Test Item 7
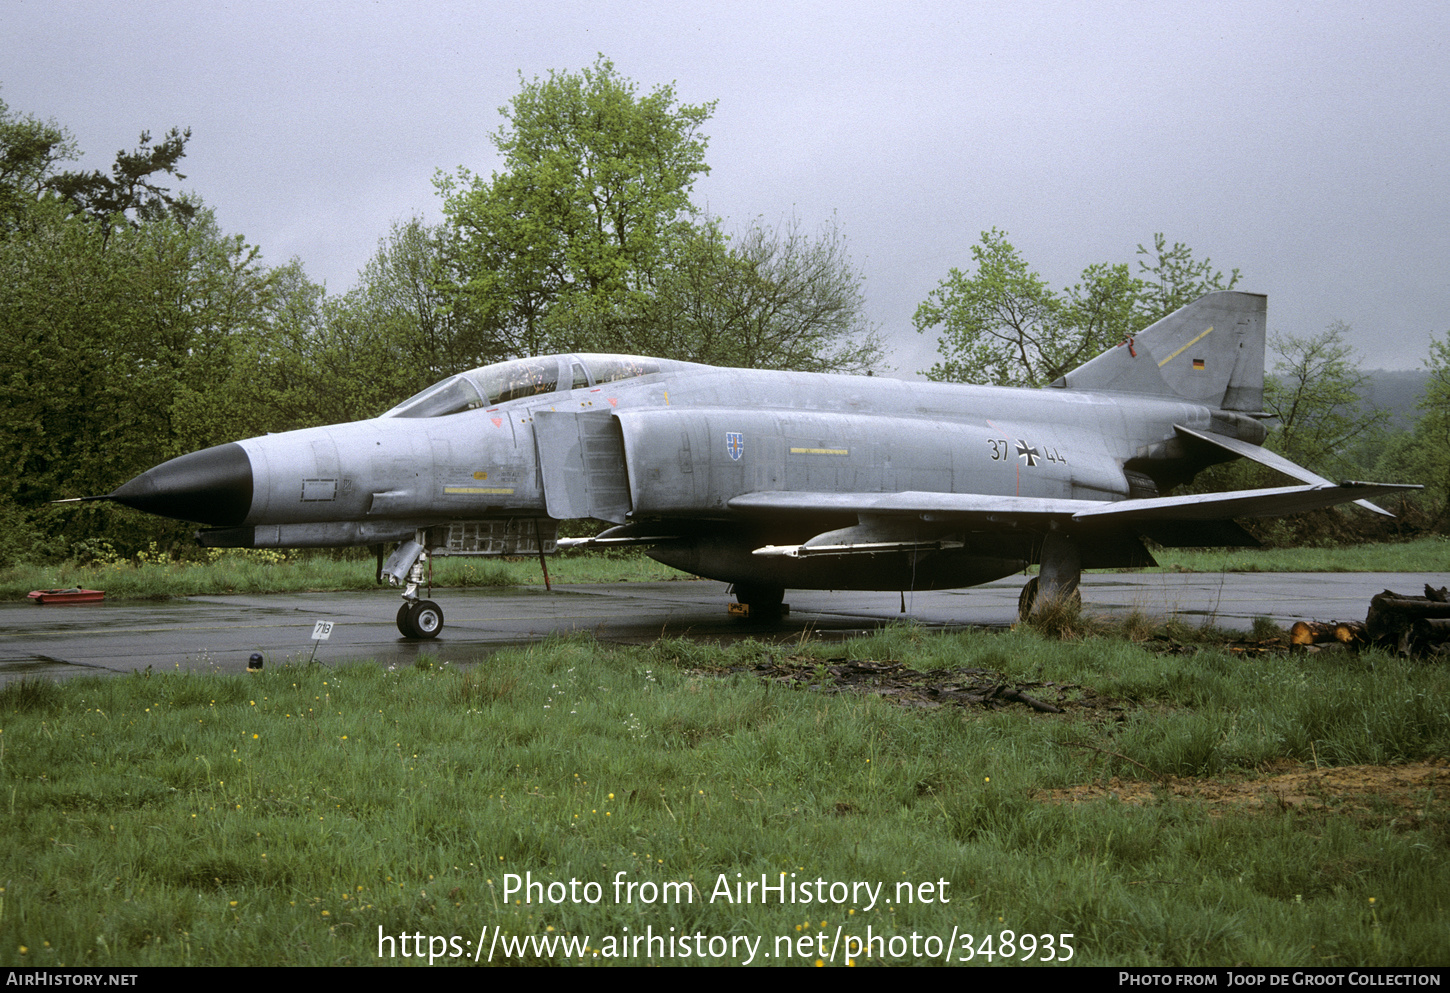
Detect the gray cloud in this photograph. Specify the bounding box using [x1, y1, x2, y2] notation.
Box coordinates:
[3, 0, 1445, 375]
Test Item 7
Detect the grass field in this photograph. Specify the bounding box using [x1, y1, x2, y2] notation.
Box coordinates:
[0, 548, 695, 601]
[1149, 537, 1449, 574]
[1, 622, 1445, 967]
[3, 537, 1445, 603]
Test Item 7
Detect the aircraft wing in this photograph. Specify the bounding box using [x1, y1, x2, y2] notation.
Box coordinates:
[727, 490, 1103, 520]
[728, 482, 1419, 559]
[729, 481, 1419, 529]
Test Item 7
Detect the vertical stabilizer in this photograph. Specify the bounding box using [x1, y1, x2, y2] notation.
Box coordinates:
[1049, 291, 1266, 411]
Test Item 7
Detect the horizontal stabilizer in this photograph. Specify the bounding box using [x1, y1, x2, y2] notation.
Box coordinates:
[1175, 424, 1396, 517]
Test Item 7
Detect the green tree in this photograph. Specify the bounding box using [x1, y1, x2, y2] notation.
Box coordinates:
[1425, 330, 1450, 507]
[437, 55, 716, 356]
[351, 217, 497, 382]
[47, 126, 195, 239]
[242, 221, 478, 431]
[0, 200, 285, 556]
[167, 254, 322, 447]
[608, 215, 883, 373]
[916, 230, 1240, 386]
[0, 93, 77, 228]
[1262, 321, 1388, 478]
[2, 93, 195, 242]
[0, 93, 302, 559]
[1133, 233, 1242, 326]
[1374, 330, 1450, 524]
[913, 229, 1064, 386]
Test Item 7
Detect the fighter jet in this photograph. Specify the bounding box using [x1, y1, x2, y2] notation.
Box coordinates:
[95, 291, 1416, 638]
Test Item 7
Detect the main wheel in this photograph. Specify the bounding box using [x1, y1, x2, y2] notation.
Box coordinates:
[733, 582, 786, 621]
[1016, 578, 1039, 621]
[407, 600, 444, 639]
[1017, 577, 1080, 621]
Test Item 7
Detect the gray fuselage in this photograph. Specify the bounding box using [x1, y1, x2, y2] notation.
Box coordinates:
[188, 360, 1228, 591]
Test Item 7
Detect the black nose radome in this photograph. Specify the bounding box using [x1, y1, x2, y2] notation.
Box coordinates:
[110, 443, 253, 526]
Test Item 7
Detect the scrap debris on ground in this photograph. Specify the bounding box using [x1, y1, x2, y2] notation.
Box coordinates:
[1290, 584, 1450, 659]
[1366, 585, 1450, 658]
[721, 657, 1126, 714]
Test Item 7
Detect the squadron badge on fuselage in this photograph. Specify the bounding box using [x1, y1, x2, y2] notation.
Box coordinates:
[726, 431, 744, 461]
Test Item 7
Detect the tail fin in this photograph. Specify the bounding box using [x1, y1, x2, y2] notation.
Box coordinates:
[1049, 291, 1266, 411]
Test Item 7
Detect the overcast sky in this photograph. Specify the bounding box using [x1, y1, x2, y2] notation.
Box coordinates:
[2, 0, 1446, 376]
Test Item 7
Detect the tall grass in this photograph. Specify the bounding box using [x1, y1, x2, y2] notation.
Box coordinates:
[0, 625, 1445, 966]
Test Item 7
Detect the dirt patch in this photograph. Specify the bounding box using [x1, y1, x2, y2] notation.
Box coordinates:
[726, 657, 1126, 715]
[716, 657, 1446, 822]
[1040, 759, 1449, 819]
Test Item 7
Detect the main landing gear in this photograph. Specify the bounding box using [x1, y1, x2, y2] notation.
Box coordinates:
[1018, 532, 1083, 622]
[1016, 576, 1082, 621]
[382, 536, 445, 640]
[729, 582, 788, 621]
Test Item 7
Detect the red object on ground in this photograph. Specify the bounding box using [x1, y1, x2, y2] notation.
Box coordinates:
[27, 588, 105, 603]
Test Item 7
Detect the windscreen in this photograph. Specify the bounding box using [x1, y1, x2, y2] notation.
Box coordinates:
[381, 375, 487, 419]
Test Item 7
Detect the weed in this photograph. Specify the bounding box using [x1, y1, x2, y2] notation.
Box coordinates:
[1252, 616, 1287, 641]
[0, 677, 63, 713]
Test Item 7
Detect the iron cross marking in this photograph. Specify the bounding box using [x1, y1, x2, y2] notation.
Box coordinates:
[1015, 439, 1040, 467]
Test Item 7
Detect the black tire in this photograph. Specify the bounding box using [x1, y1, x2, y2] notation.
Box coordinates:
[407, 600, 444, 640]
[733, 582, 785, 621]
[1017, 577, 1039, 622]
[397, 603, 415, 638]
[1018, 577, 1081, 621]
[734, 582, 785, 607]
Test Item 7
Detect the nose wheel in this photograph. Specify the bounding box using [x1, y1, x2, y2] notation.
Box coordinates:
[382, 535, 446, 639]
[397, 599, 444, 639]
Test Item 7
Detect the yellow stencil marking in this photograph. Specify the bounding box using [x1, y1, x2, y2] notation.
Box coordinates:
[1158, 326, 1214, 368]
[790, 447, 849, 456]
[444, 487, 515, 495]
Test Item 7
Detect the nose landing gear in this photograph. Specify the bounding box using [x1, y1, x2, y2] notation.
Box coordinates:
[382, 536, 445, 640]
[377, 520, 559, 639]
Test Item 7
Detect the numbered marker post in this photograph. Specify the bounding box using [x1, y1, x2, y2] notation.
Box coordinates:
[307, 620, 334, 664]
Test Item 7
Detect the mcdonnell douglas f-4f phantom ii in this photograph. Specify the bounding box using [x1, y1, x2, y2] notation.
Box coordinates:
[94, 291, 1417, 638]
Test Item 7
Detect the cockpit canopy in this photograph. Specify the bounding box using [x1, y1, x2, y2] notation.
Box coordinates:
[381, 353, 699, 419]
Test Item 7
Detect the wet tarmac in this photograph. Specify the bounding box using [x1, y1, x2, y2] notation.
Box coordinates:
[3, 571, 1447, 683]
